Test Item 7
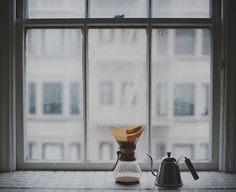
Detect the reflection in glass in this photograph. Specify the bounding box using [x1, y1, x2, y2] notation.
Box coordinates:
[88, 28, 147, 161]
[151, 29, 211, 160]
[25, 29, 84, 161]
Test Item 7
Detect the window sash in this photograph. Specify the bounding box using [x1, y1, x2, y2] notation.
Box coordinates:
[16, 0, 221, 170]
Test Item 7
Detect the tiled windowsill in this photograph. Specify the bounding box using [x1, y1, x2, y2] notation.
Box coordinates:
[0, 171, 236, 191]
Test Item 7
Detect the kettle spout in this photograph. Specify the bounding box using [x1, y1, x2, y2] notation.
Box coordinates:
[147, 154, 157, 177]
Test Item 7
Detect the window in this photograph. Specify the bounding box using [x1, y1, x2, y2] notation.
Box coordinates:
[28, 82, 36, 114]
[202, 30, 210, 55]
[27, 143, 37, 160]
[175, 29, 195, 55]
[173, 144, 195, 159]
[70, 143, 81, 161]
[156, 143, 166, 160]
[99, 142, 114, 161]
[15, 0, 220, 170]
[121, 82, 136, 105]
[99, 82, 114, 105]
[43, 143, 64, 160]
[43, 83, 62, 114]
[201, 84, 210, 116]
[174, 84, 194, 116]
[156, 83, 168, 116]
[70, 83, 80, 115]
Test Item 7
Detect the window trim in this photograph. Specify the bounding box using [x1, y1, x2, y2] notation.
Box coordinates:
[14, 0, 221, 171]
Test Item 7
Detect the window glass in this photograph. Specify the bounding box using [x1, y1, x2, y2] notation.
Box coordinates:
[89, 0, 147, 18]
[151, 28, 210, 161]
[88, 28, 148, 161]
[27, 143, 37, 160]
[99, 142, 114, 161]
[152, 0, 210, 18]
[43, 83, 62, 114]
[70, 83, 80, 115]
[173, 144, 195, 159]
[27, 0, 85, 18]
[28, 82, 36, 114]
[174, 84, 194, 116]
[156, 143, 166, 160]
[25, 29, 84, 161]
[156, 83, 168, 116]
[43, 143, 63, 160]
[70, 143, 81, 160]
[100, 82, 114, 105]
[201, 84, 210, 116]
[175, 29, 195, 55]
[121, 82, 136, 105]
[203, 30, 210, 55]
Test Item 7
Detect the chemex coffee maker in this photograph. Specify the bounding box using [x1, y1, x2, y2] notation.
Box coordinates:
[147, 152, 199, 188]
[111, 125, 144, 185]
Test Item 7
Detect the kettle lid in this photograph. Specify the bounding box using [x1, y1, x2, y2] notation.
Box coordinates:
[162, 152, 177, 163]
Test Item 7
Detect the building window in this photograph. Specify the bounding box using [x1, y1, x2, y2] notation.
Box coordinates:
[121, 82, 136, 105]
[43, 143, 64, 160]
[100, 82, 113, 105]
[175, 29, 195, 55]
[156, 83, 168, 116]
[70, 143, 81, 160]
[27, 143, 37, 160]
[173, 144, 195, 159]
[199, 143, 209, 160]
[43, 29, 63, 55]
[99, 142, 113, 161]
[28, 82, 36, 114]
[201, 84, 210, 116]
[156, 143, 166, 160]
[70, 83, 80, 115]
[202, 30, 210, 55]
[43, 83, 62, 114]
[174, 84, 194, 116]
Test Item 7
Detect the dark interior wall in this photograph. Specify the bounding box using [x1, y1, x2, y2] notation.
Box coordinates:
[221, 0, 236, 172]
[0, 0, 15, 171]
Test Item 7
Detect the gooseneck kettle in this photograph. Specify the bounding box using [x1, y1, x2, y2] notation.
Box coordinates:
[147, 152, 199, 188]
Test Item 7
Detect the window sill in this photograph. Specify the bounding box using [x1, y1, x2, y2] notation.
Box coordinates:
[0, 171, 235, 191]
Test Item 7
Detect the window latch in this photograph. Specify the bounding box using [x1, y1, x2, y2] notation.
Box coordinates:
[114, 14, 124, 18]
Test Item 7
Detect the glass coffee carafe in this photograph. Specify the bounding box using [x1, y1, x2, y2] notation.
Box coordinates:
[111, 125, 144, 185]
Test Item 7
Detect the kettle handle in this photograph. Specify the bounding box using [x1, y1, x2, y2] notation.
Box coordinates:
[184, 157, 199, 180]
[147, 154, 157, 177]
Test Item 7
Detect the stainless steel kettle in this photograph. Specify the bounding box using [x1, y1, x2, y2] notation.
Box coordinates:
[147, 152, 199, 188]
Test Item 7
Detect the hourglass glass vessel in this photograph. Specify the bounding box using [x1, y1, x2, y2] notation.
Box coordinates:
[111, 125, 144, 185]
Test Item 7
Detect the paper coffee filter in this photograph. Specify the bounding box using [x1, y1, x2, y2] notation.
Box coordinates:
[111, 125, 144, 143]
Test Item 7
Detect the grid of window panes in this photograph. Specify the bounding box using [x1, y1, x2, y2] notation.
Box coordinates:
[25, 0, 211, 163]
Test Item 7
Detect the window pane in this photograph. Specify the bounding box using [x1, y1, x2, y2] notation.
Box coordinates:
[70, 143, 81, 160]
[28, 82, 36, 114]
[151, 29, 211, 160]
[175, 29, 195, 55]
[89, 0, 147, 18]
[152, 0, 210, 18]
[88, 29, 148, 161]
[27, 0, 85, 18]
[70, 83, 80, 114]
[174, 84, 194, 116]
[43, 143, 63, 160]
[25, 29, 84, 161]
[43, 83, 62, 114]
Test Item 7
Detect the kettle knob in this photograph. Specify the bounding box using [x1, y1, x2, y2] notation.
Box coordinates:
[167, 152, 171, 157]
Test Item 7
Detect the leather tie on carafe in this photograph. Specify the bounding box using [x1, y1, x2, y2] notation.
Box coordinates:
[112, 143, 136, 171]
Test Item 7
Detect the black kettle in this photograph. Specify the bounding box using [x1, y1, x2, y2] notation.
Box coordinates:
[147, 152, 199, 188]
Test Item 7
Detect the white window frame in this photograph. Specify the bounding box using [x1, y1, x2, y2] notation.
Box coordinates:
[10, 0, 222, 171]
